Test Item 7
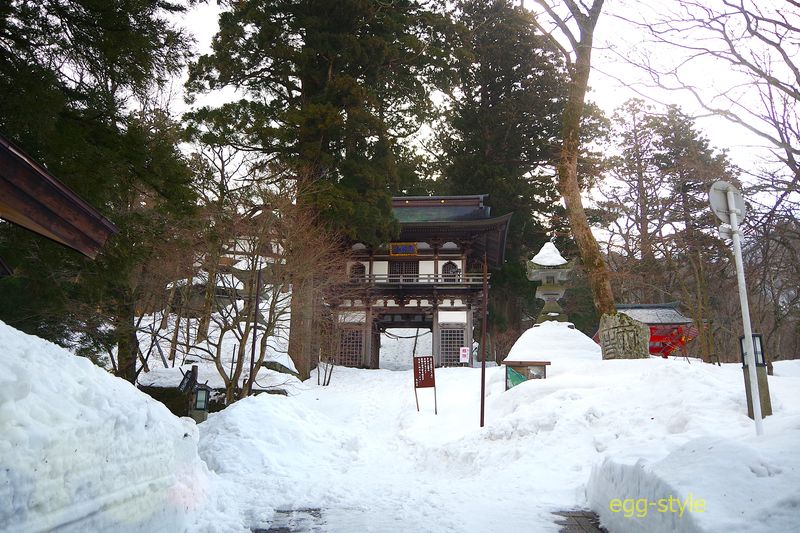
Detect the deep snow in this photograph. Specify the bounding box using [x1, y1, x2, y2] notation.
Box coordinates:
[0, 321, 209, 532]
[3, 320, 799, 532]
[194, 322, 800, 532]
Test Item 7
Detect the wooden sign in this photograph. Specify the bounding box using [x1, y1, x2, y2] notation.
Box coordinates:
[459, 346, 470, 364]
[414, 355, 435, 388]
[390, 242, 417, 256]
[413, 355, 437, 414]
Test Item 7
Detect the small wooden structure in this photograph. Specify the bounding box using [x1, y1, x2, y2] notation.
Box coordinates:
[0, 134, 118, 261]
[616, 303, 697, 358]
[503, 359, 551, 390]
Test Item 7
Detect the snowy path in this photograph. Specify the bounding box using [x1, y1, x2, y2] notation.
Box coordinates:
[191, 326, 800, 533]
[195, 366, 589, 532]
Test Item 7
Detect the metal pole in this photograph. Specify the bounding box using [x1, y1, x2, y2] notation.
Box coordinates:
[727, 189, 763, 436]
[480, 253, 488, 428]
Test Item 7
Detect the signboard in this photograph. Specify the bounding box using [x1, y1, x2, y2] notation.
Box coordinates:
[413, 355, 437, 414]
[709, 180, 746, 224]
[390, 242, 418, 256]
[459, 346, 470, 364]
[414, 355, 435, 388]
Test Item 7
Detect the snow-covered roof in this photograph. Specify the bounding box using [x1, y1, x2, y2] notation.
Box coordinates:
[530, 242, 567, 266]
[618, 304, 693, 325]
[504, 321, 600, 363]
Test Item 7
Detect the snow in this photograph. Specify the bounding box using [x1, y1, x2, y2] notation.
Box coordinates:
[135, 296, 300, 393]
[0, 320, 209, 532]
[617, 305, 693, 325]
[4, 318, 799, 533]
[530, 241, 568, 266]
[503, 320, 600, 363]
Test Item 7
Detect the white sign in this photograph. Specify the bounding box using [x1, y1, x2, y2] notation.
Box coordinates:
[459, 346, 470, 363]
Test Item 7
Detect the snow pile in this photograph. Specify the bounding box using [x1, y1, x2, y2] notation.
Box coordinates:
[192, 323, 800, 532]
[530, 241, 567, 266]
[587, 427, 800, 533]
[504, 320, 600, 362]
[0, 321, 209, 533]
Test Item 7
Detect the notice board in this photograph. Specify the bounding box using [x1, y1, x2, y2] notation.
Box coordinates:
[413, 355, 435, 388]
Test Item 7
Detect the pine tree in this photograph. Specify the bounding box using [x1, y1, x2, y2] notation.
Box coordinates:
[187, 0, 451, 377]
[187, 0, 450, 244]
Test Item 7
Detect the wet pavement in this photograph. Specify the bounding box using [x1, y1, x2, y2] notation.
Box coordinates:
[253, 507, 609, 533]
[552, 509, 608, 533]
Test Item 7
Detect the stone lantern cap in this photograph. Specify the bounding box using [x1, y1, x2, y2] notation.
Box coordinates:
[530, 242, 567, 267]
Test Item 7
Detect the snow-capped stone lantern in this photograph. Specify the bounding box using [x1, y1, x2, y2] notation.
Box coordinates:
[527, 240, 573, 323]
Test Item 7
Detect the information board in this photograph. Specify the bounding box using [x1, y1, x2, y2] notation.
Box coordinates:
[413, 355, 435, 388]
[413, 355, 437, 414]
[459, 346, 470, 364]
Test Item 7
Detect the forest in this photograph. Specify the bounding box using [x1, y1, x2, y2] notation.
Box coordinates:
[0, 0, 797, 389]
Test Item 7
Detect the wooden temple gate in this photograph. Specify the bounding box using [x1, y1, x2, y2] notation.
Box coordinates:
[329, 195, 511, 368]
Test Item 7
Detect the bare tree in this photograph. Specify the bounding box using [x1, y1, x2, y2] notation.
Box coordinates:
[188, 183, 349, 403]
[611, 0, 800, 220]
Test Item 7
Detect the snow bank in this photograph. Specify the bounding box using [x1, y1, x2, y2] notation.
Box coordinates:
[587, 426, 800, 533]
[0, 321, 209, 532]
[504, 321, 600, 362]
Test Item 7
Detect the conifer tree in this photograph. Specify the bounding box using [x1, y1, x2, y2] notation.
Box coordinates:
[434, 0, 568, 346]
[187, 0, 451, 377]
[0, 0, 195, 381]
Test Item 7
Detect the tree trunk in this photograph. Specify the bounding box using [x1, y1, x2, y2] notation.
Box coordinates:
[289, 279, 315, 380]
[196, 250, 220, 342]
[556, 6, 615, 316]
[116, 298, 138, 383]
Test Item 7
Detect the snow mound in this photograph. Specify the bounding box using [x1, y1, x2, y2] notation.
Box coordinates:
[587, 428, 800, 533]
[0, 321, 209, 532]
[530, 241, 567, 266]
[504, 321, 600, 362]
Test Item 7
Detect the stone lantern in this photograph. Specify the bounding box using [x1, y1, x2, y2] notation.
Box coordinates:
[527, 240, 573, 323]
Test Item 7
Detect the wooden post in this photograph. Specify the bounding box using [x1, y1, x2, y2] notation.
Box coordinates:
[480, 253, 488, 428]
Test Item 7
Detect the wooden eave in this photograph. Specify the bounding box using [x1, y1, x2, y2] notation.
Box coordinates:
[397, 212, 513, 269]
[0, 135, 118, 259]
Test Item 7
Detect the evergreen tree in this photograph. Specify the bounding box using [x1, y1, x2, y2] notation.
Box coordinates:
[186, 0, 451, 245]
[599, 102, 737, 362]
[434, 0, 567, 344]
[0, 1, 195, 381]
[187, 0, 451, 377]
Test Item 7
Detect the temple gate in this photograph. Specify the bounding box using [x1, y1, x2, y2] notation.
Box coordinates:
[331, 195, 511, 368]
